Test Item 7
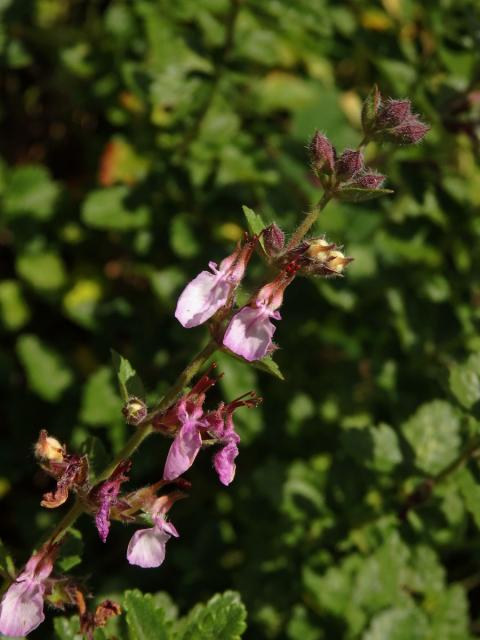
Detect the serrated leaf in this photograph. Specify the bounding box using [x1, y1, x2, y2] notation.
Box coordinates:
[449, 353, 480, 409]
[16, 334, 73, 402]
[4, 165, 60, 220]
[336, 187, 393, 203]
[57, 528, 83, 572]
[111, 349, 145, 402]
[242, 205, 266, 250]
[361, 84, 381, 134]
[124, 589, 170, 640]
[82, 186, 150, 230]
[402, 400, 461, 475]
[177, 591, 247, 640]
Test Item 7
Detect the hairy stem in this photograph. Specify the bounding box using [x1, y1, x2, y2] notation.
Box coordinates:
[286, 191, 332, 251]
[43, 339, 218, 547]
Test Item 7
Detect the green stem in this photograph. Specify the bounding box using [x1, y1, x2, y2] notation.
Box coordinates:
[286, 191, 332, 251]
[42, 339, 218, 547]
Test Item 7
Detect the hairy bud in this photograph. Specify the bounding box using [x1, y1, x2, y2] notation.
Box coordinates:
[335, 149, 364, 181]
[263, 223, 285, 256]
[122, 397, 148, 426]
[385, 119, 430, 144]
[352, 172, 385, 189]
[377, 99, 411, 127]
[309, 131, 335, 175]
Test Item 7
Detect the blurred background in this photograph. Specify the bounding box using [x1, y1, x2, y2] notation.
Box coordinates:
[1, 0, 480, 637]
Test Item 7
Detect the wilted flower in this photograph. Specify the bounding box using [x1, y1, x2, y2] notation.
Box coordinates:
[127, 493, 183, 568]
[175, 236, 256, 328]
[38, 434, 89, 509]
[89, 460, 131, 542]
[223, 271, 295, 361]
[0, 546, 56, 638]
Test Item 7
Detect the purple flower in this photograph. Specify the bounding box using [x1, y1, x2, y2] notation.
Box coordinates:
[90, 460, 131, 543]
[163, 398, 205, 481]
[223, 272, 294, 362]
[127, 515, 179, 569]
[175, 237, 256, 328]
[127, 492, 183, 569]
[0, 547, 54, 638]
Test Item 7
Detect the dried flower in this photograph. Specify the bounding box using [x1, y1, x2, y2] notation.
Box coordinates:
[89, 460, 131, 542]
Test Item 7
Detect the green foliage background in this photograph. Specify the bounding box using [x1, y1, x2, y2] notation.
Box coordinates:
[1, 0, 480, 637]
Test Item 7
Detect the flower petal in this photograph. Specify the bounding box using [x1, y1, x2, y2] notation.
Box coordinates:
[175, 270, 231, 328]
[0, 579, 45, 637]
[223, 306, 276, 361]
[126, 526, 171, 569]
[163, 420, 202, 481]
[213, 440, 239, 486]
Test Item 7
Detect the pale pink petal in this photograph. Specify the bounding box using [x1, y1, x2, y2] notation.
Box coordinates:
[0, 578, 45, 637]
[223, 306, 277, 361]
[126, 526, 171, 568]
[175, 270, 231, 328]
[163, 421, 202, 481]
[157, 517, 179, 538]
[213, 440, 239, 486]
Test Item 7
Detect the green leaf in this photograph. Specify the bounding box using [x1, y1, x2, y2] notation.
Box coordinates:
[177, 591, 247, 640]
[449, 353, 480, 409]
[363, 606, 429, 640]
[242, 205, 266, 250]
[0, 280, 30, 331]
[124, 589, 170, 640]
[16, 334, 73, 402]
[336, 187, 393, 203]
[361, 84, 381, 134]
[82, 186, 150, 230]
[54, 615, 83, 640]
[402, 400, 461, 475]
[457, 468, 480, 530]
[111, 349, 145, 402]
[57, 528, 83, 572]
[81, 367, 121, 426]
[170, 213, 201, 258]
[251, 355, 285, 381]
[4, 165, 60, 220]
[0, 538, 15, 578]
[16, 251, 67, 292]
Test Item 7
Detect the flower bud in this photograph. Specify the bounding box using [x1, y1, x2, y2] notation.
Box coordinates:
[309, 131, 335, 175]
[307, 238, 336, 261]
[335, 149, 364, 181]
[35, 430, 64, 463]
[326, 250, 352, 274]
[377, 99, 411, 127]
[386, 119, 430, 144]
[352, 172, 385, 189]
[122, 397, 148, 426]
[263, 223, 285, 256]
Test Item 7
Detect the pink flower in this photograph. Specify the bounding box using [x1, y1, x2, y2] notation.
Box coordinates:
[0, 547, 55, 637]
[127, 515, 179, 569]
[127, 492, 182, 568]
[223, 272, 295, 361]
[175, 237, 256, 328]
[162, 398, 205, 481]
